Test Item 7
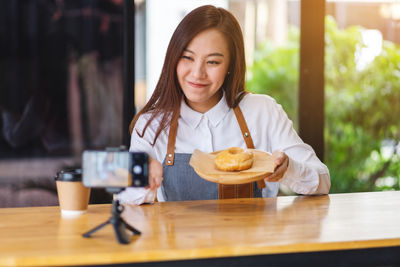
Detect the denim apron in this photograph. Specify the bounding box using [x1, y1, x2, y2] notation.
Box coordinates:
[161, 106, 265, 201]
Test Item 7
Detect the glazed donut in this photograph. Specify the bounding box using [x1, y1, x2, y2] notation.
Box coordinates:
[214, 147, 254, 171]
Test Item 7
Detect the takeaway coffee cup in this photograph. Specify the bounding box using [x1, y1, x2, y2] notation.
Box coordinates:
[55, 168, 91, 216]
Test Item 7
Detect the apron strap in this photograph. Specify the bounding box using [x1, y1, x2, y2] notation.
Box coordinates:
[233, 106, 255, 148]
[165, 109, 180, 166]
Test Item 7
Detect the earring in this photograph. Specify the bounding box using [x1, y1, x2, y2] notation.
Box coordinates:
[227, 71, 230, 75]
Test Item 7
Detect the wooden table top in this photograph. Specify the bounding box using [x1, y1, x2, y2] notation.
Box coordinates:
[1, 191, 400, 266]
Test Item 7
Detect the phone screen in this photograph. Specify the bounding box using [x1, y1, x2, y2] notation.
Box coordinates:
[82, 151, 148, 188]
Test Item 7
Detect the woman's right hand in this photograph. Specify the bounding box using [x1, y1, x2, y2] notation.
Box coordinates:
[147, 157, 163, 190]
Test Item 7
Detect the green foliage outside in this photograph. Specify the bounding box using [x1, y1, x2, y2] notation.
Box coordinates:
[246, 16, 400, 193]
[246, 27, 299, 128]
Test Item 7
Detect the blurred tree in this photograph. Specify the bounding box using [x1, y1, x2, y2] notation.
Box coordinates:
[246, 16, 400, 193]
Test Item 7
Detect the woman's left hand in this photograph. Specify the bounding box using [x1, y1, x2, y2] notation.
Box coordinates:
[264, 150, 289, 182]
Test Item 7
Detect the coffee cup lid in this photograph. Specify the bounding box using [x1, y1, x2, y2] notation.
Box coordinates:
[55, 168, 82, 182]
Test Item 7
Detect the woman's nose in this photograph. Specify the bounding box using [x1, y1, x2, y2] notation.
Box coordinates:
[191, 62, 206, 79]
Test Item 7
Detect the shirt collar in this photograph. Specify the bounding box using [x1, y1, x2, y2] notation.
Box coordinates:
[180, 91, 230, 129]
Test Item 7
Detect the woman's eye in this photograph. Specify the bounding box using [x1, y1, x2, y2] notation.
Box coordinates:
[208, 60, 220, 65]
[182, 55, 193, 61]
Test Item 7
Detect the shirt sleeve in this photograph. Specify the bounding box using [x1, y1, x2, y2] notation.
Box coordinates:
[129, 115, 158, 159]
[267, 99, 331, 195]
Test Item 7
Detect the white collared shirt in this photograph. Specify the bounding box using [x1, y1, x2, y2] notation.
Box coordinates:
[119, 93, 330, 204]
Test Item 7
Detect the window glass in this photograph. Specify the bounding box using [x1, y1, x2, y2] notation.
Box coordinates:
[0, 1, 124, 160]
[325, 0, 400, 193]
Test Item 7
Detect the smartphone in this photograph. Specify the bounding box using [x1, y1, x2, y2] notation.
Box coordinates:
[82, 150, 148, 188]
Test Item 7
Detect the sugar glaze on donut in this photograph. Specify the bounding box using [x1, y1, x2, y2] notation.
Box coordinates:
[214, 147, 254, 171]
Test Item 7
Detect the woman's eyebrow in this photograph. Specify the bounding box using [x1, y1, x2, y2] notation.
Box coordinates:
[183, 49, 195, 54]
[208, 52, 224, 57]
[184, 49, 224, 57]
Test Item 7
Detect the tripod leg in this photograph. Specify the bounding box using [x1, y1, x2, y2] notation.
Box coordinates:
[82, 219, 111, 238]
[122, 218, 141, 235]
[110, 216, 141, 244]
[112, 219, 131, 244]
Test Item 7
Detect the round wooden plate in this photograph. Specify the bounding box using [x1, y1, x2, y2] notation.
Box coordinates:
[189, 149, 275, 185]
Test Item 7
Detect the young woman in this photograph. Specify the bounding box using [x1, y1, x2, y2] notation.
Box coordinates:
[119, 5, 330, 204]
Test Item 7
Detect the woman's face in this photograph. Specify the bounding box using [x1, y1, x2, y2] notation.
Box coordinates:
[177, 28, 230, 113]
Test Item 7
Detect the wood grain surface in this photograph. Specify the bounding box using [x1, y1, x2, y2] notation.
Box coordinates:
[1, 191, 400, 266]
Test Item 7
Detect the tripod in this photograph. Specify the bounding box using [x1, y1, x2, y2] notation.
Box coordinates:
[82, 193, 141, 244]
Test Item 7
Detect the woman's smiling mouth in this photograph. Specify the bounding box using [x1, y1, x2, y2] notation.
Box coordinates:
[188, 81, 208, 88]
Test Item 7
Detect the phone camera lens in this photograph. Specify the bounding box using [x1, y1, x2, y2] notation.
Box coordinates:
[133, 165, 142, 175]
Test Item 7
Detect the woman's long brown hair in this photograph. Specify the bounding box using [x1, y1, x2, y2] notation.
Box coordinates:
[129, 5, 247, 145]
